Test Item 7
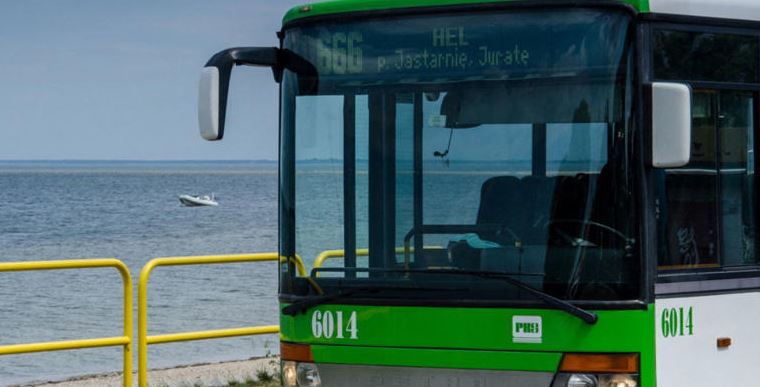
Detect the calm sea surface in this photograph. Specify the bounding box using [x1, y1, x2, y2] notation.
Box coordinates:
[0, 161, 281, 385]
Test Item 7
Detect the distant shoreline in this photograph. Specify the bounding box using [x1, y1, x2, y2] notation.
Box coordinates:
[0, 160, 278, 164]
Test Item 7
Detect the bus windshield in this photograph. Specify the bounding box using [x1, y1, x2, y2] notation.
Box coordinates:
[280, 7, 639, 304]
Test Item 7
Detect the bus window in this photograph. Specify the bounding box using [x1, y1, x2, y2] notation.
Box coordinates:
[546, 123, 608, 176]
[653, 27, 759, 271]
[657, 91, 757, 270]
[719, 92, 756, 267]
[355, 95, 370, 271]
[395, 94, 415, 263]
[421, 93, 534, 263]
[281, 7, 638, 301]
[658, 92, 719, 269]
[653, 29, 759, 84]
[294, 95, 345, 269]
[422, 94, 533, 226]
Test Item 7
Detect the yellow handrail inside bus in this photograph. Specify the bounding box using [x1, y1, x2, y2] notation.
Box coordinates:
[0, 259, 133, 387]
[313, 246, 443, 277]
[313, 248, 370, 271]
[281, 254, 307, 277]
[137, 252, 300, 387]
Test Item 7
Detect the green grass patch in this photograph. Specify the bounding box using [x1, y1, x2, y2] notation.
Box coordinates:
[226, 380, 280, 387]
[225, 371, 280, 387]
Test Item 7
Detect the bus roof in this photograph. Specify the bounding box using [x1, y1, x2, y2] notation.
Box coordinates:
[283, 0, 760, 25]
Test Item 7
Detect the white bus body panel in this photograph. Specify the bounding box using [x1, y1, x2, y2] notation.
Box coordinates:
[650, 0, 760, 22]
[655, 292, 760, 386]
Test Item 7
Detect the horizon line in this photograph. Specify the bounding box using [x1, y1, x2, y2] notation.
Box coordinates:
[0, 159, 279, 163]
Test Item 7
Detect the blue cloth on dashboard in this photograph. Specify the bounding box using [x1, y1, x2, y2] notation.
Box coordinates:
[450, 233, 502, 249]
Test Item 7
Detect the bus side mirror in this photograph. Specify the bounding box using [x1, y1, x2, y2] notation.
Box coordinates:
[198, 47, 318, 141]
[650, 82, 692, 168]
[198, 47, 280, 141]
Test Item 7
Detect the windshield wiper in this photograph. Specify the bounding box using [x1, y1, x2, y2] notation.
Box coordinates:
[306, 267, 598, 324]
[283, 286, 378, 316]
[420, 268, 598, 325]
[282, 284, 458, 316]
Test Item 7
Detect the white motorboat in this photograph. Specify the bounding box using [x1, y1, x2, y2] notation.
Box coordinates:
[179, 193, 218, 207]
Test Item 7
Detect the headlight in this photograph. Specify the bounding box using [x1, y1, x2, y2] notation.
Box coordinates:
[553, 374, 638, 387]
[282, 361, 297, 387]
[568, 374, 598, 387]
[297, 362, 322, 387]
[598, 374, 638, 387]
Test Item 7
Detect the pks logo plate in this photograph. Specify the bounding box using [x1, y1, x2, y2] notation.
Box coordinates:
[512, 315, 542, 344]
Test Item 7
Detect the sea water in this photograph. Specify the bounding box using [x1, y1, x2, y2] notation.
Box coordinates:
[0, 161, 282, 385]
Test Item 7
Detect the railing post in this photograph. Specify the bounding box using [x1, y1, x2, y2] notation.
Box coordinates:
[137, 260, 154, 387]
[116, 262, 134, 387]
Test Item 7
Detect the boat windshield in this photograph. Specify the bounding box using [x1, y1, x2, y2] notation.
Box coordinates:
[279, 7, 639, 303]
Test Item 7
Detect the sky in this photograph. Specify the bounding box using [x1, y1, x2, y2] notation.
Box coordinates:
[0, 1, 304, 160]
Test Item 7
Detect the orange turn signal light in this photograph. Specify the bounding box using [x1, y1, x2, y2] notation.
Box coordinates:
[281, 341, 314, 362]
[559, 353, 639, 373]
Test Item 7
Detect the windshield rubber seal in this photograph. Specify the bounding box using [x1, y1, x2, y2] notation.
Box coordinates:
[280, 0, 637, 32]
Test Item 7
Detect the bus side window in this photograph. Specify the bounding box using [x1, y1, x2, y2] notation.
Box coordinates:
[719, 92, 756, 266]
[658, 92, 719, 269]
[653, 28, 758, 271]
[655, 91, 757, 270]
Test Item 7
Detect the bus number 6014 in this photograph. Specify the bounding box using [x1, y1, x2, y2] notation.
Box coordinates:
[661, 306, 694, 338]
[311, 310, 359, 340]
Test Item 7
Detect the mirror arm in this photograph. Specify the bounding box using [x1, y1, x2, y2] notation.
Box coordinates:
[279, 49, 319, 94]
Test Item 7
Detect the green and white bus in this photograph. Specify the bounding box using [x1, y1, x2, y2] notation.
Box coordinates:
[198, 0, 760, 386]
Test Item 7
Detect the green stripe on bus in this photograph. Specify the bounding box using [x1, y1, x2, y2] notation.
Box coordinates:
[283, 0, 650, 25]
[281, 305, 653, 351]
[621, 0, 650, 11]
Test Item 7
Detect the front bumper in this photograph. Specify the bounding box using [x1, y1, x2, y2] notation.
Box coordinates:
[314, 363, 554, 387]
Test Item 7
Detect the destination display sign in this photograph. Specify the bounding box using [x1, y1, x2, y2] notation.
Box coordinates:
[284, 10, 630, 87]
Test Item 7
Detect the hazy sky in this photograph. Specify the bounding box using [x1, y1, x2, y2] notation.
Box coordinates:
[0, 1, 304, 160]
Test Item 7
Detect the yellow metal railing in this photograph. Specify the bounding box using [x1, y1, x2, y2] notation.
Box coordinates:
[137, 253, 306, 387]
[0, 259, 133, 387]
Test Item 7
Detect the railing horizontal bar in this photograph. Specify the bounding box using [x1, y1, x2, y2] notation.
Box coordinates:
[0, 336, 130, 355]
[148, 254, 280, 266]
[0, 258, 126, 272]
[146, 325, 279, 345]
[142, 254, 306, 278]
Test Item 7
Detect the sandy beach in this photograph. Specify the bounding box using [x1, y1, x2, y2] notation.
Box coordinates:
[12, 357, 279, 387]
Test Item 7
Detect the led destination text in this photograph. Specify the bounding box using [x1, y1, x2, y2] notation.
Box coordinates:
[314, 27, 531, 75]
[381, 27, 530, 72]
